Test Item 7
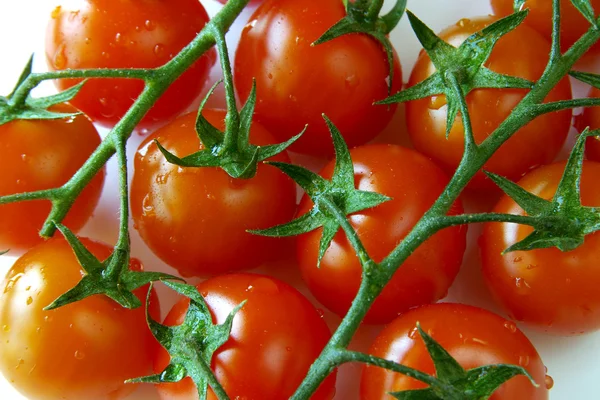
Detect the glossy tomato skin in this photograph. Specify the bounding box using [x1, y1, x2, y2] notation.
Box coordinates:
[406, 16, 572, 188]
[130, 110, 297, 277]
[46, 0, 215, 128]
[154, 273, 336, 400]
[0, 237, 159, 400]
[297, 144, 467, 324]
[360, 303, 548, 400]
[491, 0, 600, 54]
[577, 87, 600, 162]
[481, 161, 600, 335]
[234, 0, 402, 156]
[0, 104, 104, 252]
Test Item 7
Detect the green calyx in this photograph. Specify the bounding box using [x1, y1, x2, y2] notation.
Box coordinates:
[487, 129, 600, 253]
[568, 0, 599, 27]
[252, 114, 390, 267]
[379, 10, 533, 138]
[44, 224, 180, 310]
[155, 80, 302, 180]
[128, 281, 244, 400]
[314, 0, 407, 93]
[0, 56, 85, 126]
[390, 324, 537, 399]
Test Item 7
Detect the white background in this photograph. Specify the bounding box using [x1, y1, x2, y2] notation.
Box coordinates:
[0, 0, 599, 399]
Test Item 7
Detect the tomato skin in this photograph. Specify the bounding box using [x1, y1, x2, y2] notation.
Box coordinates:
[491, 0, 600, 54]
[481, 161, 600, 335]
[406, 16, 572, 188]
[577, 87, 600, 162]
[130, 110, 297, 277]
[154, 273, 336, 400]
[234, 0, 402, 156]
[297, 144, 467, 324]
[0, 237, 159, 400]
[45, 0, 215, 128]
[0, 104, 104, 252]
[360, 303, 548, 400]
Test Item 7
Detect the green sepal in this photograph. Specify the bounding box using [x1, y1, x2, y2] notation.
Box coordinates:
[313, 0, 407, 93]
[44, 223, 181, 310]
[251, 115, 390, 267]
[487, 129, 600, 254]
[513, 0, 527, 11]
[0, 56, 85, 126]
[571, 0, 598, 26]
[0, 250, 8, 256]
[380, 10, 531, 138]
[155, 80, 301, 180]
[389, 324, 536, 399]
[570, 70, 600, 88]
[128, 281, 244, 399]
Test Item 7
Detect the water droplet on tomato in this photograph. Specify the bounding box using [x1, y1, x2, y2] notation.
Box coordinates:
[74, 350, 86, 360]
[155, 174, 169, 185]
[85, 37, 91, 45]
[316, 308, 325, 318]
[245, 285, 254, 292]
[519, 355, 530, 367]
[51, 6, 62, 19]
[515, 277, 531, 290]
[457, 18, 471, 28]
[2, 325, 9, 333]
[267, 73, 273, 80]
[115, 33, 122, 44]
[15, 359, 24, 370]
[154, 44, 166, 57]
[545, 374, 554, 390]
[54, 44, 68, 69]
[286, 346, 292, 352]
[513, 256, 523, 263]
[26, 297, 33, 305]
[145, 20, 156, 31]
[98, 98, 116, 118]
[408, 327, 418, 339]
[503, 321, 517, 333]
[428, 95, 447, 110]
[345, 74, 359, 89]
[249, 277, 279, 295]
[142, 194, 155, 217]
[526, 264, 537, 270]
[68, 10, 80, 22]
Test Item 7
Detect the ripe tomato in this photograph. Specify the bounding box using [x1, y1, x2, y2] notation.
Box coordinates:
[154, 273, 336, 400]
[360, 303, 549, 400]
[45, 0, 215, 128]
[0, 104, 104, 252]
[491, 0, 600, 54]
[130, 109, 297, 277]
[406, 16, 572, 188]
[0, 237, 159, 400]
[481, 161, 600, 335]
[577, 87, 600, 162]
[234, 0, 402, 156]
[297, 144, 467, 324]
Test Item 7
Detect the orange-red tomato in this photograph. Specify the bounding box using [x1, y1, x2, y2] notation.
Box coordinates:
[491, 0, 600, 54]
[481, 161, 600, 335]
[406, 16, 572, 188]
[154, 273, 336, 400]
[360, 303, 549, 400]
[0, 237, 159, 400]
[297, 144, 467, 324]
[130, 110, 297, 277]
[0, 104, 104, 252]
[577, 87, 600, 162]
[234, 0, 402, 156]
[45, 0, 215, 128]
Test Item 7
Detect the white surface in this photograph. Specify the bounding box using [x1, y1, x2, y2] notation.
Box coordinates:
[0, 0, 598, 399]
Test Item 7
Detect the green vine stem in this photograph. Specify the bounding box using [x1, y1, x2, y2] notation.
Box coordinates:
[0, 0, 251, 238]
[291, 1, 600, 397]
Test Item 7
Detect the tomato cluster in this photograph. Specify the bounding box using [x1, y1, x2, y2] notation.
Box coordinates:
[1, 0, 600, 399]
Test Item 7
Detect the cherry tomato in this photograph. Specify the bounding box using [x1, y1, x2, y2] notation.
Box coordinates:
[491, 0, 600, 54]
[0, 104, 104, 252]
[154, 273, 336, 400]
[481, 161, 600, 335]
[360, 303, 549, 400]
[130, 109, 297, 277]
[234, 0, 402, 156]
[297, 144, 467, 324]
[406, 16, 572, 188]
[46, 0, 215, 128]
[0, 237, 159, 400]
[576, 87, 600, 162]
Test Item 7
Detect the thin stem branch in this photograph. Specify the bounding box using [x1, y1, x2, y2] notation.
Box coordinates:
[439, 213, 537, 228]
[448, 73, 477, 153]
[196, 358, 230, 400]
[550, 0, 562, 62]
[0, 188, 58, 204]
[366, 0, 385, 21]
[534, 97, 600, 114]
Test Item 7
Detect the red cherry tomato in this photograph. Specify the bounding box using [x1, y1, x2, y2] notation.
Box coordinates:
[0, 104, 104, 252]
[234, 0, 402, 156]
[406, 16, 572, 188]
[577, 87, 600, 162]
[481, 161, 600, 335]
[45, 0, 215, 128]
[360, 303, 549, 400]
[0, 237, 159, 400]
[130, 110, 297, 277]
[491, 0, 600, 54]
[297, 144, 467, 324]
[154, 273, 336, 400]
